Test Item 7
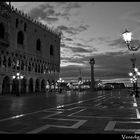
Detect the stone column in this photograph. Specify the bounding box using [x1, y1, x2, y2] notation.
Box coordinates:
[10, 82, 12, 93]
[26, 80, 29, 93]
[33, 81, 36, 93]
[89, 58, 95, 91]
[0, 83, 2, 95]
[19, 79, 21, 93]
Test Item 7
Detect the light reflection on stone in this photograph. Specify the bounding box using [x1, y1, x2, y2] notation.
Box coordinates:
[11, 98, 24, 112]
[56, 94, 65, 105]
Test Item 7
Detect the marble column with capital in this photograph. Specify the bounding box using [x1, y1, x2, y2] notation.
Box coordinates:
[89, 58, 95, 91]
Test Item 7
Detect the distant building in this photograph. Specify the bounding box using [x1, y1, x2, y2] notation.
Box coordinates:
[0, 2, 61, 95]
[105, 83, 125, 89]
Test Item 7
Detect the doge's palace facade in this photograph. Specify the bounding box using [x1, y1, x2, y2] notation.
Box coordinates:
[0, 2, 61, 95]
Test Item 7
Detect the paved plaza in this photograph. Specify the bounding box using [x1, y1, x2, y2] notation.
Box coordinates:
[0, 89, 140, 134]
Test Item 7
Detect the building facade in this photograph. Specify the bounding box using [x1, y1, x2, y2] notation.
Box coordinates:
[0, 2, 61, 95]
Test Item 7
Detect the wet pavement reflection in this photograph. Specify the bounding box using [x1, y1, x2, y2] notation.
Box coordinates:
[0, 89, 139, 134]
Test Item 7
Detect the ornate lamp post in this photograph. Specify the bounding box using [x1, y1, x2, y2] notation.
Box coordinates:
[12, 72, 24, 96]
[122, 28, 140, 97]
[129, 67, 140, 97]
[57, 78, 64, 93]
[89, 58, 95, 91]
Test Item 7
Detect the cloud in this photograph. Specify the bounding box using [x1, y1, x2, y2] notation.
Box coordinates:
[28, 3, 59, 24]
[64, 37, 73, 41]
[60, 50, 137, 81]
[107, 38, 140, 52]
[57, 24, 89, 35]
[125, 11, 140, 23]
[97, 36, 111, 42]
[71, 47, 91, 53]
[108, 38, 125, 48]
[27, 2, 84, 25]
[62, 2, 81, 15]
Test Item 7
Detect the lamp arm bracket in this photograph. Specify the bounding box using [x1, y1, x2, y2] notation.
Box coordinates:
[128, 43, 140, 51]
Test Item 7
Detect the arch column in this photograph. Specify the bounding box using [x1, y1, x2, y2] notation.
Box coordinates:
[0, 76, 3, 94]
[2, 76, 11, 95]
[41, 79, 46, 93]
[0, 83, 2, 94]
[28, 78, 34, 94]
[33, 80, 36, 93]
[19, 79, 21, 93]
[12, 79, 19, 96]
[39, 81, 41, 92]
[10, 82, 12, 93]
[49, 82, 52, 92]
[26, 80, 29, 93]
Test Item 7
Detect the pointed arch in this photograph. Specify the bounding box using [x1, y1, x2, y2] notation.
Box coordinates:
[21, 78, 27, 94]
[2, 76, 10, 94]
[28, 78, 34, 93]
[41, 79, 46, 93]
[35, 78, 40, 93]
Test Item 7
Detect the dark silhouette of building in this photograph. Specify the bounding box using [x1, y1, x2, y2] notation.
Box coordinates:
[105, 83, 125, 89]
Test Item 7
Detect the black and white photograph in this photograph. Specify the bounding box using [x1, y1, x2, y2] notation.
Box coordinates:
[1, 1, 140, 136]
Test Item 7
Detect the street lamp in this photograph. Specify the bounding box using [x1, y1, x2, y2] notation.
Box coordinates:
[12, 72, 24, 96]
[78, 80, 83, 92]
[57, 77, 64, 93]
[122, 28, 140, 97]
[129, 67, 140, 96]
[12, 72, 24, 80]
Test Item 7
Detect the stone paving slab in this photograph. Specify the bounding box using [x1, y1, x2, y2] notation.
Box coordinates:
[0, 89, 139, 134]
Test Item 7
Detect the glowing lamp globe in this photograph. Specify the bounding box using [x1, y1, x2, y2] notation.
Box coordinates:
[122, 29, 132, 43]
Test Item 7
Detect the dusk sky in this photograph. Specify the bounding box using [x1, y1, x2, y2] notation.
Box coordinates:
[11, 2, 140, 86]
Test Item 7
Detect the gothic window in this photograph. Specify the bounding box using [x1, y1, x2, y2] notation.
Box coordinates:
[28, 62, 31, 71]
[8, 57, 11, 67]
[50, 45, 54, 56]
[16, 60, 20, 70]
[3, 56, 7, 67]
[21, 60, 24, 70]
[16, 18, 19, 28]
[0, 56, 1, 66]
[17, 31, 24, 45]
[0, 23, 5, 39]
[25, 60, 28, 70]
[36, 39, 41, 51]
[35, 64, 37, 73]
[41, 64, 43, 73]
[45, 64, 48, 73]
[38, 64, 40, 73]
[32, 63, 34, 71]
[24, 23, 27, 32]
[12, 58, 16, 69]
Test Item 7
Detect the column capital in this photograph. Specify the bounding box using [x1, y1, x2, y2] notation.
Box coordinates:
[89, 58, 95, 65]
